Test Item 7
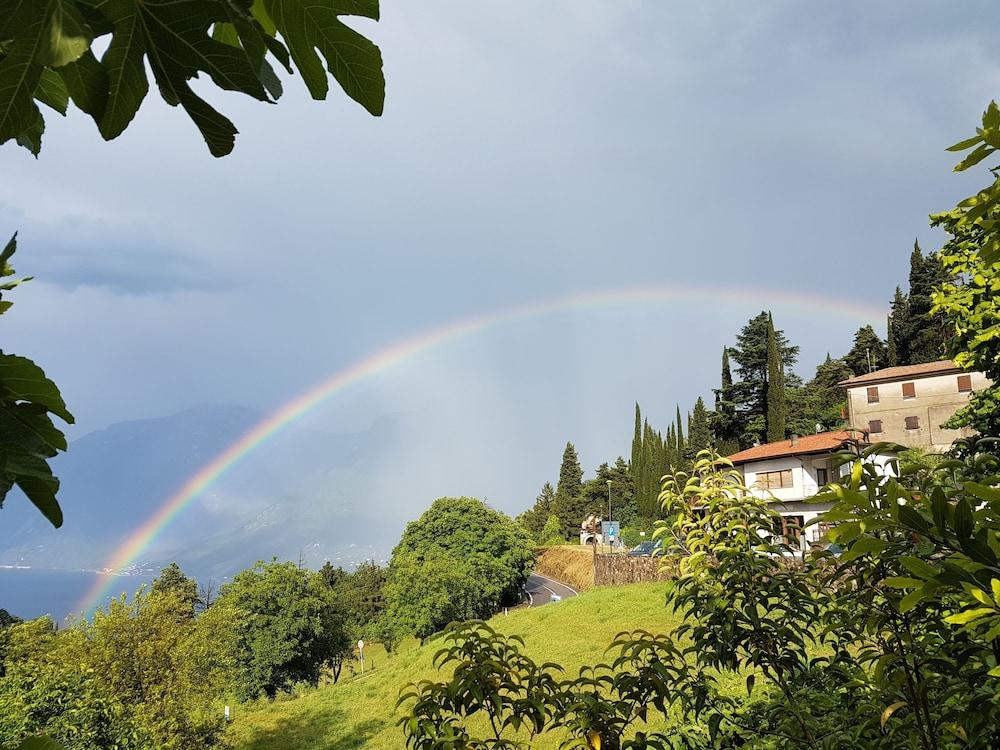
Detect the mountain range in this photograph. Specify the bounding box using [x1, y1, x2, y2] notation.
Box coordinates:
[0, 405, 410, 580]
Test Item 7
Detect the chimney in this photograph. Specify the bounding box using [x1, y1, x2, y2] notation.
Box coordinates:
[790, 434, 799, 446]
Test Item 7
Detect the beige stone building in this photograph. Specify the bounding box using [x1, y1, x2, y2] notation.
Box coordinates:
[839, 361, 990, 451]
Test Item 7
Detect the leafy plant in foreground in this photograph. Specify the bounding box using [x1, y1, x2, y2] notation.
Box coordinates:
[0, 234, 74, 527]
[0, 0, 385, 156]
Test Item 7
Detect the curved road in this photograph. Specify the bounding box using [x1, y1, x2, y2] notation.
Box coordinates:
[525, 573, 578, 607]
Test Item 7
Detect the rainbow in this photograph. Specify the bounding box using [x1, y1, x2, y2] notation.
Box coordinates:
[75, 284, 885, 614]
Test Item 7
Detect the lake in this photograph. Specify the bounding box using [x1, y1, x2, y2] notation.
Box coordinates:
[0, 568, 155, 623]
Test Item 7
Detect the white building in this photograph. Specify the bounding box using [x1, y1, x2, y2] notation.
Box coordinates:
[727, 430, 896, 552]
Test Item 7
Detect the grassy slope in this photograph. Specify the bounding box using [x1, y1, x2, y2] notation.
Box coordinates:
[225, 582, 705, 749]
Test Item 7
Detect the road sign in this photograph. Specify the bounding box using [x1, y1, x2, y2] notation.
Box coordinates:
[601, 521, 620, 539]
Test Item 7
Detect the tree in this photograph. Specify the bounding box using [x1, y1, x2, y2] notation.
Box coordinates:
[844, 325, 888, 376]
[0, 0, 385, 157]
[906, 242, 952, 364]
[889, 286, 910, 366]
[786, 354, 853, 436]
[710, 347, 741, 456]
[926, 100, 1000, 438]
[674, 404, 684, 453]
[552, 442, 585, 537]
[540, 514, 563, 546]
[516, 482, 555, 539]
[0, 236, 74, 528]
[219, 560, 351, 698]
[686, 397, 711, 457]
[765, 313, 787, 442]
[151, 562, 199, 618]
[731, 312, 799, 446]
[383, 498, 533, 640]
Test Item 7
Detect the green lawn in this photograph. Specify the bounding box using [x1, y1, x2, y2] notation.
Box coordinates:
[224, 582, 703, 749]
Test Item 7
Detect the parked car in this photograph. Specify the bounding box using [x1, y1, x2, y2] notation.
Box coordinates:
[627, 540, 662, 557]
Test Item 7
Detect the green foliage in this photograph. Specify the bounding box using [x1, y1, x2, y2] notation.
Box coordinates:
[0, 587, 239, 750]
[541, 514, 564, 546]
[0, 0, 384, 156]
[552, 443, 586, 538]
[930, 102, 1000, 436]
[397, 621, 690, 750]
[685, 398, 711, 458]
[151, 562, 199, 618]
[844, 324, 888, 376]
[220, 560, 352, 698]
[905, 242, 952, 364]
[709, 347, 741, 456]
[384, 498, 533, 641]
[765, 313, 787, 442]
[0, 235, 74, 528]
[579, 459, 635, 529]
[785, 354, 853, 436]
[517, 482, 556, 540]
[730, 312, 799, 447]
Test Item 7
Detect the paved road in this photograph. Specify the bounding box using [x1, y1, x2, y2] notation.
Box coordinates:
[524, 573, 578, 607]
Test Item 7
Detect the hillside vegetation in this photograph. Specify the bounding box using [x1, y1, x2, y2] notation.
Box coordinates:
[224, 582, 700, 749]
[533, 545, 596, 591]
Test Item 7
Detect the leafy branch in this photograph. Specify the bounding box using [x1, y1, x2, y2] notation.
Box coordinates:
[0, 0, 385, 156]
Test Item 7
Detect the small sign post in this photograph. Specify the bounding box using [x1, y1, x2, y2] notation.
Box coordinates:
[358, 639, 365, 675]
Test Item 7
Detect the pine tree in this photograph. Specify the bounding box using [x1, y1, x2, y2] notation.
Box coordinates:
[765, 313, 787, 443]
[552, 442, 585, 537]
[732, 312, 799, 446]
[844, 325, 888, 375]
[687, 397, 712, 456]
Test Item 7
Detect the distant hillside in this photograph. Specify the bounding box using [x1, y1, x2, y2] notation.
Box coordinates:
[0, 405, 413, 578]
[226, 582, 738, 749]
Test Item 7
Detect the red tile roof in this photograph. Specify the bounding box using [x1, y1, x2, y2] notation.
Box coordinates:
[838, 360, 960, 387]
[726, 430, 867, 465]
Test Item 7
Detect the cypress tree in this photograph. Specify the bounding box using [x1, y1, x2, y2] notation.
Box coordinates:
[552, 442, 584, 537]
[711, 347, 742, 455]
[765, 313, 787, 443]
[889, 286, 910, 365]
[687, 397, 712, 456]
[630, 403, 642, 496]
[886, 315, 898, 367]
[675, 405, 684, 453]
[906, 244, 951, 363]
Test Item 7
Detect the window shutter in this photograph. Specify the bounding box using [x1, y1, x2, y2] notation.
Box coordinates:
[867, 387, 879, 403]
[868, 420, 882, 434]
[957, 374, 973, 393]
[902, 382, 916, 399]
[905, 416, 919, 430]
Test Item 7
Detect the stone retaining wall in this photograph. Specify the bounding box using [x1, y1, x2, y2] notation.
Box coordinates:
[593, 554, 678, 586]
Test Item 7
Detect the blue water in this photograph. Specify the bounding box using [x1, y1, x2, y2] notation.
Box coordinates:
[0, 568, 154, 623]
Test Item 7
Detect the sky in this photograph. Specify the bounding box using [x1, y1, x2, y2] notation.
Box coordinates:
[2, 0, 1000, 527]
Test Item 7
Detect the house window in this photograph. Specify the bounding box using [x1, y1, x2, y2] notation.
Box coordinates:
[869, 420, 883, 434]
[958, 374, 973, 393]
[905, 415, 920, 430]
[757, 469, 793, 490]
[816, 468, 829, 485]
[866, 386, 880, 403]
[902, 382, 916, 399]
